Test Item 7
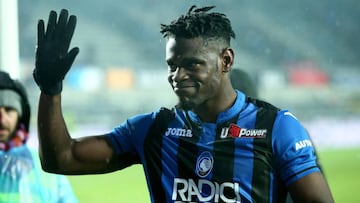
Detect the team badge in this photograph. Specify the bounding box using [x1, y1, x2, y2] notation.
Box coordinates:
[195, 151, 214, 178]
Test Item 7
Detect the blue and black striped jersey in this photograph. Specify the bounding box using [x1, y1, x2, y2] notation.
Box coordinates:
[106, 91, 319, 203]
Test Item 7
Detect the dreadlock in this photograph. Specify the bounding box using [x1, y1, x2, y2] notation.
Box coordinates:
[160, 5, 235, 46]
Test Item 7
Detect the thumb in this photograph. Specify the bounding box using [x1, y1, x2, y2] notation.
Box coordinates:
[64, 47, 79, 68]
[59, 47, 79, 77]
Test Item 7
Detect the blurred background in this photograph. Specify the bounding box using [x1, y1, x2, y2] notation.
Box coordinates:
[1, 0, 359, 202]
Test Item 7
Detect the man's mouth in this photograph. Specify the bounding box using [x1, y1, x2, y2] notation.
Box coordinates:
[173, 85, 196, 95]
[0, 128, 7, 132]
[173, 81, 196, 90]
[174, 85, 193, 90]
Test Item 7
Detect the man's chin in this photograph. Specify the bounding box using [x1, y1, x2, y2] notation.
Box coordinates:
[176, 99, 195, 111]
[0, 129, 12, 142]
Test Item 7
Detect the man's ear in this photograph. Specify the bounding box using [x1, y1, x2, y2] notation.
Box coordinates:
[221, 48, 234, 72]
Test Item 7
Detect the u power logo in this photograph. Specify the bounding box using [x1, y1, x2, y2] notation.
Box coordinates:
[220, 124, 267, 139]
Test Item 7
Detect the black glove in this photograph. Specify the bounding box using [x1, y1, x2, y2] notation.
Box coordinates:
[33, 9, 79, 95]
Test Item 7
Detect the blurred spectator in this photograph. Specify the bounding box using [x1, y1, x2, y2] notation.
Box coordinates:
[230, 68, 258, 98]
[0, 71, 78, 203]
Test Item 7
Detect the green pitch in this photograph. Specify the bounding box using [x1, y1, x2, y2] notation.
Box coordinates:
[318, 147, 360, 203]
[68, 165, 149, 203]
[68, 147, 360, 202]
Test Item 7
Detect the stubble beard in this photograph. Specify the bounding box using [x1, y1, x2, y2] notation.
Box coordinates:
[0, 129, 12, 142]
[176, 97, 195, 111]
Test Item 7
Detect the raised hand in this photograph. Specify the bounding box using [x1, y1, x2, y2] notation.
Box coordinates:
[33, 9, 79, 95]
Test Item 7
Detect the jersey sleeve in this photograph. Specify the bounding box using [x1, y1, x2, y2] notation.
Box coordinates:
[105, 111, 157, 156]
[272, 110, 320, 186]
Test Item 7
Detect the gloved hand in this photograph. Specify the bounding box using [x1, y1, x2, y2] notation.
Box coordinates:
[33, 9, 79, 95]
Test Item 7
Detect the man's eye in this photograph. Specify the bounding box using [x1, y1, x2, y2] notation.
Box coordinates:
[168, 62, 200, 72]
[4, 107, 17, 113]
[184, 63, 200, 70]
[190, 63, 198, 68]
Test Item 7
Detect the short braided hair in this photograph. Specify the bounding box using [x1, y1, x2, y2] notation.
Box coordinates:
[160, 5, 235, 46]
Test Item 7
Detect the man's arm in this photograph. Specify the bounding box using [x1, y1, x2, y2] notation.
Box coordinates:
[37, 93, 119, 175]
[272, 112, 334, 202]
[288, 171, 334, 203]
[34, 9, 123, 175]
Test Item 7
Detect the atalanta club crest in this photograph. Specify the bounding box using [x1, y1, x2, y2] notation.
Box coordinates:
[195, 151, 214, 178]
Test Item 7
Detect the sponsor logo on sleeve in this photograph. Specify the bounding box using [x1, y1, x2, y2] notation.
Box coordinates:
[295, 139, 313, 151]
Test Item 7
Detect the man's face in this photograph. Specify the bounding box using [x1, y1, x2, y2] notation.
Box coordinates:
[0, 107, 19, 142]
[166, 37, 224, 110]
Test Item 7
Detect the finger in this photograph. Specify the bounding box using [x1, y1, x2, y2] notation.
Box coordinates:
[45, 10, 57, 39]
[37, 19, 45, 46]
[55, 9, 68, 40]
[62, 15, 77, 51]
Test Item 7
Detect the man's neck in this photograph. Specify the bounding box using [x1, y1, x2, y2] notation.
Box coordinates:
[194, 88, 237, 123]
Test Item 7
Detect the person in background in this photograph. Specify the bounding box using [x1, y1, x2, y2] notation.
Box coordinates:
[0, 71, 78, 203]
[230, 68, 258, 98]
[33, 6, 334, 202]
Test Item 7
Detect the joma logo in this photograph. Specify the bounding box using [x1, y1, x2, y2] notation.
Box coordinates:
[165, 128, 193, 137]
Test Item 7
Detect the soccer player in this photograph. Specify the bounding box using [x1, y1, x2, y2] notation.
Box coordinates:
[0, 71, 78, 203]
[33, 6, 334, 202]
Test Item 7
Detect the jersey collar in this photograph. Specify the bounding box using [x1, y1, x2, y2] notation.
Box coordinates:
[187, 90, 246, 124]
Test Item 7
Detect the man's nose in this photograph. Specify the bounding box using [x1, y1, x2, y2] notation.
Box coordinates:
[172, 67, 188, 82]
[0, 107, 5, 123]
